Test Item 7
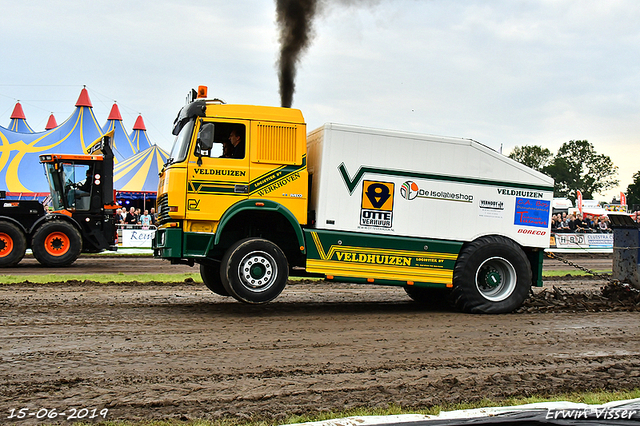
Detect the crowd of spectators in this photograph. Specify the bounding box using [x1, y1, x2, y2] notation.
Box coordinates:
[114, 206, 157, 228]
[551, 212, 611, 233]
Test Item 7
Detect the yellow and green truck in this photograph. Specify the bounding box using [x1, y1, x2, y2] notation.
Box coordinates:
[153, 87, 554, 313]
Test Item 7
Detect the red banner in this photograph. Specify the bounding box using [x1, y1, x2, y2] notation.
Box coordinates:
[577, 190, 583, 215]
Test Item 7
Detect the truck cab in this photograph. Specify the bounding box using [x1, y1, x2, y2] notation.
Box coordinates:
[155, 96, 309, 269]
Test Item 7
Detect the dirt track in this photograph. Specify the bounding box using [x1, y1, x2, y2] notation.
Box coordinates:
[1, 256, 640, 424]
[1, 284, 640, 423]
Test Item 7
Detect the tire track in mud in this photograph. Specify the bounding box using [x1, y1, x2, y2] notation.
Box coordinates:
[1, 280, 639, 422]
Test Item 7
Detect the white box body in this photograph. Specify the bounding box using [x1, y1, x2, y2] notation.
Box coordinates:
[306, 123, 554, 248]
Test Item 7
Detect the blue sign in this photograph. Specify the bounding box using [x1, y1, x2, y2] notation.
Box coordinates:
[514, 198, 550, 228]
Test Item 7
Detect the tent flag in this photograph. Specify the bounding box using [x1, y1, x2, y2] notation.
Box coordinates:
[101, 103, 136, 162]
[129, 114, 152, 152]
[113, 144, 169, 192]
[0, 88, 104, 192]
[8, 102, 34, 133]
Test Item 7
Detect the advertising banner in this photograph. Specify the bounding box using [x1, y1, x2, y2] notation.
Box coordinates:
[550, 233, 613, 250]
[120, 228, 155, 248]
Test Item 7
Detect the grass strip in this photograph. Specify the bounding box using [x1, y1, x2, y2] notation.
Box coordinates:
[67, 389, 640, 426]
[0, 273, 202, 284]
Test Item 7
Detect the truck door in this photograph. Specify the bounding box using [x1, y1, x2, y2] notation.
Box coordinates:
[185, 121, 250, 229]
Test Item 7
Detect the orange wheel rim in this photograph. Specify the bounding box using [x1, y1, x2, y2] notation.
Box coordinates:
[44, 231, 71, 256]
[0, 232, 13, 257]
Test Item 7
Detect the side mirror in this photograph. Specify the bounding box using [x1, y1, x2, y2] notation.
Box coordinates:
[197, 123, 215, 151]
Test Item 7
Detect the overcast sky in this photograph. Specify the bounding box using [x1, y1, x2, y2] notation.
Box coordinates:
[1, 0, 638, 201]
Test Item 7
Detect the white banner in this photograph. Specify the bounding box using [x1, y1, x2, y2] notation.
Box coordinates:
[550, 233, 613, 249]
[120, 228, 155, 248]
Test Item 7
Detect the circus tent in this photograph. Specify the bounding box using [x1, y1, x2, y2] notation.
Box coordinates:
[2, 87, 168, 208]
[114, 144, 169, 207]
[7, 102, 34, 133]
[112, 111, 167, 206]
[0, 88, 104, 193]
[129, 115, 152, 152]
[102, 103, 136, 162]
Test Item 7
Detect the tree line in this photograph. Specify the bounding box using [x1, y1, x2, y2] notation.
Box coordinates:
[508, 140, 640, 208]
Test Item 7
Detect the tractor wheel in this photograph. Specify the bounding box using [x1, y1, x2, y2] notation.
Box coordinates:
[452, 235, 531, 314]
[0, 222, 27, 267]
[32, 220, 82, 267]
[220, 238, 288, 304]
[200, 262, 230, 296]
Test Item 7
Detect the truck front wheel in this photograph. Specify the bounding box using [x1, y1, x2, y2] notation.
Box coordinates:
[31, 220, 82, 267]
[452, 236, 531, 314]
[220, 238, 288, 304]
[200, 263, 230, 296]
[0, 222, 27, 267]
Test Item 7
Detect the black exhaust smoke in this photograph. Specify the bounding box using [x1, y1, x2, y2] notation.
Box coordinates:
[275, 0, 381, 108]
[276, 0, 319, 108]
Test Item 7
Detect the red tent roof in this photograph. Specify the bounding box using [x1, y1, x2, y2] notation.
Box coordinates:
[10, 102, 26, 119]
[75, 87, 93, 108]
[133, 115, 146, 131]
[107, 103, 123, 121]
[45, 113, 58, 130]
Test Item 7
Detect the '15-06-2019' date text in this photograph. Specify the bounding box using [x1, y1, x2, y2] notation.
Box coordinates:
[7, 407, 109, 420]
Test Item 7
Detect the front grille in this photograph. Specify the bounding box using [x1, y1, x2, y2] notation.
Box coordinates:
[157, 193, 170, 225]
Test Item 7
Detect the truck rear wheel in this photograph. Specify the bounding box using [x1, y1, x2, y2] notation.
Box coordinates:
[452, 236, 531, 314]
[31, 220, 82, 267]
[200, 263, 230, 296]
[0, 222, 27, 267]
[220, 238, 288, 304]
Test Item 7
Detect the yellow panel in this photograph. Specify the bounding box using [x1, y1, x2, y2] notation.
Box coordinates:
[306, 259, 453, 284]
[256, 123, 298, 165]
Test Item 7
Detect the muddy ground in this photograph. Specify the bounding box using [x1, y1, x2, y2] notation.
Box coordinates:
[1, 255, 639, 424]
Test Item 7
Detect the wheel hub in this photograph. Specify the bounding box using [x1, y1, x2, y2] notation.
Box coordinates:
[482, 269, 501, 289]
[475, 256, 517, 302]
[44, 231, 70, 256]
[0, 233, 11, 256]
[239, 252, 276, 291]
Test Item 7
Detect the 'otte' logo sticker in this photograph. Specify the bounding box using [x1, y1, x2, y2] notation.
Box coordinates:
[400, 181, 419, 200]
[360, 180, 394, 229]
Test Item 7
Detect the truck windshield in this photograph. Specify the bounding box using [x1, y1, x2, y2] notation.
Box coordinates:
[168, 119, 195, 165]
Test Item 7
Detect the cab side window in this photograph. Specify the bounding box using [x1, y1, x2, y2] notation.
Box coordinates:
[199, 122, 246, 160]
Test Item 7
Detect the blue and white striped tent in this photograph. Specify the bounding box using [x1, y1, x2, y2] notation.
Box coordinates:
[102, 103, 136, 162]
[114, 144, 169, 193]
[129, 114, 152, 153]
